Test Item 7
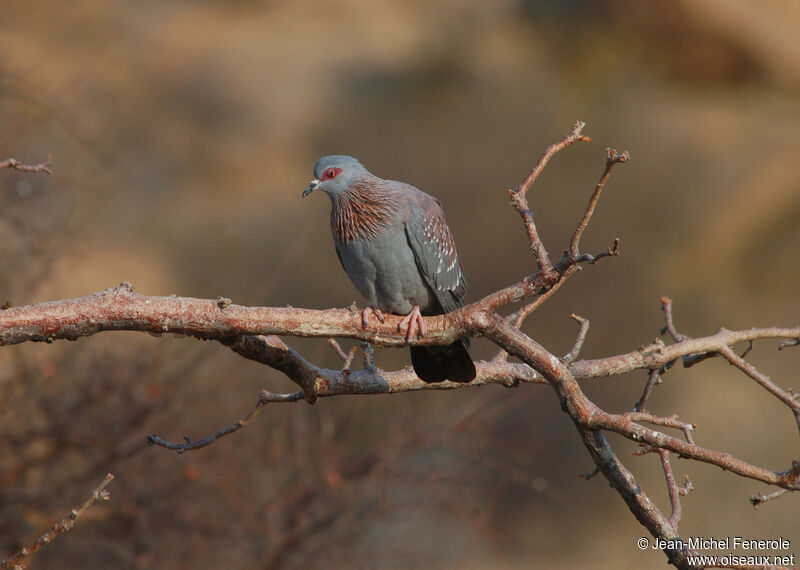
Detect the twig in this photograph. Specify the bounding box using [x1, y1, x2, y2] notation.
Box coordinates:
[630, 448, 690, 531]
[0, 473, 113, 570]
[717, 344, 800, 436]
[493, 268, 578, 362]
[511, 269, 577, 329]
[0, 156, 53, 174]
[749, 488, 789, 509]
[148, 389, 304, 452]
[327, 338, 356, 370]
[567, 238, 620, 266]
[661, 297, 689, 342]
[624, 412, 696, 445]
[361, 342, 375, 370]
[568, 148, 629, 258]
[657, 449, 688, 531]
[661, 297, 715, 368]
[561, 314, 590, 364]
[508, 121, 591, 274]
[634, 369, 662, 412]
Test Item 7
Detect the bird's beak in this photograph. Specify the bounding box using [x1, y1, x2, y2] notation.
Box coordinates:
[302, 179, 320, 198]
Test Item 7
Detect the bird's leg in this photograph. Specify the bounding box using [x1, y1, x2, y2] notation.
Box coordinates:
[361, 306, 385, 329]
[397, 305, 425, 344]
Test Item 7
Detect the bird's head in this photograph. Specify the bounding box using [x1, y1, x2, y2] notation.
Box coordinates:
[302, 155, 367, 199]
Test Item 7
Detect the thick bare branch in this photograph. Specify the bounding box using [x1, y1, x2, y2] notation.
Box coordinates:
[1, 287, 797, 397]
[481, 315, 800, 491]
[149, 333, 541, 453]
[570, 327, 800, 380]
[228, 333, 541, 402]
[0, 283, 471, 349]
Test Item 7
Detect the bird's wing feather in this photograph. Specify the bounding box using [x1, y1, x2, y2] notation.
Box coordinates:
[403, 190, 466, 313]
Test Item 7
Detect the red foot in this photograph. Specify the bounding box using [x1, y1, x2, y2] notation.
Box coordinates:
[361, 306, 385, 329]
[398, 305, 425, 344]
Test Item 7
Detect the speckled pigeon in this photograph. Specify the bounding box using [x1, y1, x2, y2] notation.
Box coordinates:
[302, 155, 476, 383]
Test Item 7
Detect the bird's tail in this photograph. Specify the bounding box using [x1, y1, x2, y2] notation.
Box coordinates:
[410, 339, 476, 383]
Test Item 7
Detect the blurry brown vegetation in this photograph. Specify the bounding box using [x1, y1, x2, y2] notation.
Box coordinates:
[1, 1, 799, 568]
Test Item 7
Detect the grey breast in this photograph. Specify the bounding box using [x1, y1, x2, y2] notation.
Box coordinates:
[335, 227, 437, 315]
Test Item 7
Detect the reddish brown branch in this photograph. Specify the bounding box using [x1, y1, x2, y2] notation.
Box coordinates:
[509, 120, 591, 274]
[658, 450, 687, 531]
[561, 313, 590, 365]
[570, 327, 800, 380]
[0, 155, 53, 174]
[492, 267, 579, 362]
[1, 286, 797, 402]
[632, 448, 690, 532]
[662, 297, 690, 342]
[482, 315, 800, 492]
[328, 338, 356, 370]
[0, 473, 113, 570]
[576, 426, 695, 567]
[568, 148, 629, 259]
[0, 243, 621, 350]
[624, 412, 696, 445]
[717, 344, 800, 435]
[662, 298, 800, 436]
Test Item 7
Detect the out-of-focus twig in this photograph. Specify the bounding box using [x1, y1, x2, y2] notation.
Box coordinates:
[0, 156, 53, 174]
[148, 390, 303, 452]
[0, 473, 113, 570]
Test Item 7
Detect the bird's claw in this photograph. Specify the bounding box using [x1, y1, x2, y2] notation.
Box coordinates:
[361, 306, 385, 329]
[398, 305, 425, 344]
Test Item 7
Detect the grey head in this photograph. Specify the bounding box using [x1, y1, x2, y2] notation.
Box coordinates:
[302, 155, 369, 199]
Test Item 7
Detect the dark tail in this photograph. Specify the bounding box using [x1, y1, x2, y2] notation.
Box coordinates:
[410, 339, 476, 383]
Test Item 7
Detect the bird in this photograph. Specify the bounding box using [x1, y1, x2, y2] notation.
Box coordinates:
[302, 155, 476, 383]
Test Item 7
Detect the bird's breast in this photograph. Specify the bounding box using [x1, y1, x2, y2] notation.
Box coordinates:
[334, 230, 437, 315]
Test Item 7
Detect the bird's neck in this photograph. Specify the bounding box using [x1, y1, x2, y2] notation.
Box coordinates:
[331, 178, 396, 243]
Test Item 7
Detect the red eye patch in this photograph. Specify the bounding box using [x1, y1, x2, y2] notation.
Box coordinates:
[322, 167, 342, 180]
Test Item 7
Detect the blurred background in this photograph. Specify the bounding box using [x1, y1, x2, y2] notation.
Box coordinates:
[1, 0, 799, 568]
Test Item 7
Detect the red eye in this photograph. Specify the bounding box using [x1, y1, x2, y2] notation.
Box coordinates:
[323, 167, 341, 180]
